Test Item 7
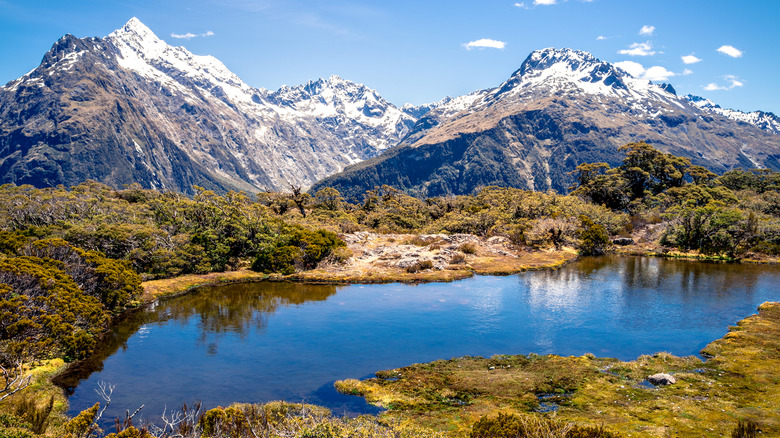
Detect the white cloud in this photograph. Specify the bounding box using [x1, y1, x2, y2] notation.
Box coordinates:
[614, 61, 679, 82]
[534, 0, 558, 4]
[682, 68, 693, 76]
[681, 54, 701, 64]
[639, 25, 655, 36]
[171, 32, 197, 39]
[596, 35, 607, 40]
[514, 2, 528, 8]
[614, 60, 646, 77]
[618, 41, 656, 56]
[643, 66, 675, 81]
[171, 30, 215, 39]
[716, 45, 743, 58]
[464, 39, 506, 50]
[725, 75, 743, 87]
[704, 83, 726, 91]
[703, 75, 744, 91]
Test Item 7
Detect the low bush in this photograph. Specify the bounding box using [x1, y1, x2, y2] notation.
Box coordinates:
[251, 226, 346, 274]
[459, 243, 477, 254]
[450, 253, 467, 264]
[731, 419, 760, 438]
[406, 260, 434, 273]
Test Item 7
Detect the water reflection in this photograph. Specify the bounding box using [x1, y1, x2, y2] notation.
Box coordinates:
[62, 257, 779, 429]
[55, 282, 338, 392]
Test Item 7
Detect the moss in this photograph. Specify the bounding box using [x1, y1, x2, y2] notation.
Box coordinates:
[336, 303, 780, 437]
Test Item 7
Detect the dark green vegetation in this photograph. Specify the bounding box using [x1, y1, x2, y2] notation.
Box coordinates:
[572, 142, 780, 257]
[0, 183, 345, 364]
[0, 237, 141, 361]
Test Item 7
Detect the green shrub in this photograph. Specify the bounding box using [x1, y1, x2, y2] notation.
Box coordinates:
[252, 245, 301, 275]
[578, 215, 611, 256]
[0, 427, 36, 438]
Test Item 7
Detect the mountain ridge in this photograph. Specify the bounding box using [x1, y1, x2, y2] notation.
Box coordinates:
[1, 20, 778, 196]
[312, 48, 780, 200]
[0, 18, 414, 193]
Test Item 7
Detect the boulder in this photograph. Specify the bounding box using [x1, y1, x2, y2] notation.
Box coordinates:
[612, 237, 634, 246]
[646, 373, 676, 386]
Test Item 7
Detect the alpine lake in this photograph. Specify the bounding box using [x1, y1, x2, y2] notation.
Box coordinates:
[57, 255, 780, 429]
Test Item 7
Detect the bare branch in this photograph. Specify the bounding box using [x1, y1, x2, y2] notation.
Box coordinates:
[0, 360, 33, 403]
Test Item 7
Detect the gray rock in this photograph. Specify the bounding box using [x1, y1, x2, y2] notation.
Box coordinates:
[646, 373, 676, 386]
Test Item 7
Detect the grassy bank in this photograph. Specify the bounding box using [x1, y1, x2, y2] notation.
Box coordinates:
[140, 269, 269, 302]
[336, 302, 780, 437]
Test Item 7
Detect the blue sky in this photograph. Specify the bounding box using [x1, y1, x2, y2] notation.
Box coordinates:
[1, 0, 778, 113]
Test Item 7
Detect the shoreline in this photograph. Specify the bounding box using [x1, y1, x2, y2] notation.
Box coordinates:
[22, 238, 780, 437]
[140, 232, 581, 303]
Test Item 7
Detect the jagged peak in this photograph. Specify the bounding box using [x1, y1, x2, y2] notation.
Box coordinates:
[491, 47, 642, 99]
[520, 47, 600, 73]
[109, 17, 165, 53]
[684, 94, 719, 108]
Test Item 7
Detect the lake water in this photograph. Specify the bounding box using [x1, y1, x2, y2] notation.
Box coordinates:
[59, 256, 780, 428]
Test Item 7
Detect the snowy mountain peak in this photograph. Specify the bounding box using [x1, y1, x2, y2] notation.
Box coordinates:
[520, 48, 600, 74]
[684, 94, 780, 135]
[110, 17, 164, 53]
[684, 94, 718, 109]
[270, 76, 414, 135]
[504, 47, 629, 94]
[106, 18, 259, 106]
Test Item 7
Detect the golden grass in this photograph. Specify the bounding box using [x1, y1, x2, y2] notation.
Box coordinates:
[0, 359, 71, 437]
[468, 248, 578, 275]
[141, 269, 268, 302]
[289, 267, 475, 284]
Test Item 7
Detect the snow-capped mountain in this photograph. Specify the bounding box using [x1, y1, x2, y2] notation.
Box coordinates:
[2, 29, 778, 197]
[0, 18, 414, 193]
[313, 48, 780, 199]
[683, 94, 780, 135]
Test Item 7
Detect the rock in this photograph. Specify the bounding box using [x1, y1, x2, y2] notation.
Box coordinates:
[646, 373, 676, 386]
[612, 237, 634, 246]
[487, 236, 510, 245]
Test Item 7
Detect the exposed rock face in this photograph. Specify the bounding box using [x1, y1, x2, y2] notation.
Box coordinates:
[4, 32, 779, 198]
[683, 94, 780, 135]
[646, 373, 676, 386]
[0, 18, 415, 193]
[312, 48, 780, 200]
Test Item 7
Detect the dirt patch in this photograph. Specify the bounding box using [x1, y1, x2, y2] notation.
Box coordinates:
[293, 232, 578, 283]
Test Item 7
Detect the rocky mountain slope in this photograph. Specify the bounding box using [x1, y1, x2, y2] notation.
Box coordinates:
[3, 23, 778, 197]
[683, 94, 780, 135]
[312, 48, 780, 200]
[0, 18, 415, 193]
